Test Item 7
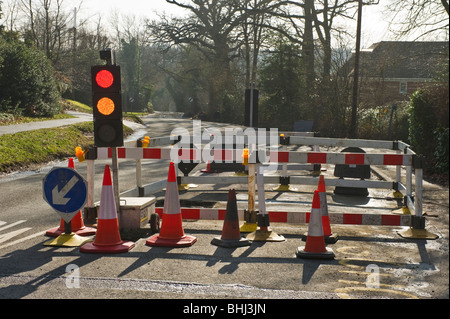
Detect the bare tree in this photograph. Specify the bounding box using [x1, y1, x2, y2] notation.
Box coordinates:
[386, 0, 449, 40]
[148, 0, 253, 115]
[16, 0, 76, 63]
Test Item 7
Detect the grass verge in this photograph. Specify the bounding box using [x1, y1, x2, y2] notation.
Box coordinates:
[0, 121, 132, 173]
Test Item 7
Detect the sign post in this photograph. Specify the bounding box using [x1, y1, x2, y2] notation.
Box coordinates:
[43, 167, 92, 247]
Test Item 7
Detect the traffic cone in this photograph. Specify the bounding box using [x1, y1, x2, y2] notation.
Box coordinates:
[296, 190, 335, 259]
[211, 189, 251, 248]
[146, 162, 197, 247]
[45, 158, 96, 237]
[301, 175, 338, 244]
[201, 161, 216, 173]
[318, 175, 338, 243]
[80, 165, 135, 253]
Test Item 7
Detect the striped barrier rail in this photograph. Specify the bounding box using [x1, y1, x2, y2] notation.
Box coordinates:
[80, 134, 435, 239]
[154, 207, 411, 227]
[94, 146, 414, 166]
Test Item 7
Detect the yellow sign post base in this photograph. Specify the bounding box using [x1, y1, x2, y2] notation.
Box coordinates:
[44, 233, 93, 247]
[246, 227, 285, 242]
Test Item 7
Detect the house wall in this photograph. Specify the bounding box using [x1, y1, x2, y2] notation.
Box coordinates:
[358, 78, 436, 106]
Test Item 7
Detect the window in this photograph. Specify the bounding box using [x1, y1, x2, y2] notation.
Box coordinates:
[399, 81, 407, 94]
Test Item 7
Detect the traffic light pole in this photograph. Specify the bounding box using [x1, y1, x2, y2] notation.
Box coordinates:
[101, 50, 121, 215]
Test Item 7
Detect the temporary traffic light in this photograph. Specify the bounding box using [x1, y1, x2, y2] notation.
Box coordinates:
[91, 64, 123, 147]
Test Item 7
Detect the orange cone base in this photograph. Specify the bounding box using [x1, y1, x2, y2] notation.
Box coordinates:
[301, 232, 338, 244]
[45, 226, 97, 238]
[80, 240, 135, 254]
[146, 234, 197, 247]
[296, 246, 335, 260]
[211, 236, 251, 248]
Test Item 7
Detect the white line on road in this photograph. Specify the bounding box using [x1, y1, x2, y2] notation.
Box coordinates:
[0, 231, 45, 250]
[0, 220, 45, 250]
[0, 220, 27, 232]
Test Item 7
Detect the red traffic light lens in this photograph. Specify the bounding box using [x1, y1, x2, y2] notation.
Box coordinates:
[95, 70, 114, 88]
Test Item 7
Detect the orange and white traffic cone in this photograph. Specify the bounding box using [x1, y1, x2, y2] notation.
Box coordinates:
[201, 161, 215, 173]
[146, 162, 197, 247]
[318, 175, 338, 243]
[45, 158, 96, 237]
[301, 175, 338, 244]
[80, 165, 134, 253]
[211, 189, 251, 248]
[296, 190, 335, 259]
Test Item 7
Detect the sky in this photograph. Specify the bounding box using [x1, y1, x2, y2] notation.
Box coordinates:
[79, 0, 187, 21]
[78, 0, 395, 47]
[2, 0, 446, 48]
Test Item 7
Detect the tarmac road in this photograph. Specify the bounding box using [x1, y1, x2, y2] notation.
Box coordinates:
[0, 114, 448, 306]
[0, 111, 92, 136]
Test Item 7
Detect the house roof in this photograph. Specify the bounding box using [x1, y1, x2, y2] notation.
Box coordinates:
[342, 41, 449, 80]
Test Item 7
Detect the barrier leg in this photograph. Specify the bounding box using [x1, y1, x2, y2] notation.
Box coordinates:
[398, 160, 438, 240]
[136, 159, 144, 197]
[240, 163, 258, 232]
[246, 165, 285, 242]
[273, 144, 297, 191]
[84, 157, 97, 226]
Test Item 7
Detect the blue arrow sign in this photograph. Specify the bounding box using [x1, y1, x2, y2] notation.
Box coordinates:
[43, 167, 88, 221]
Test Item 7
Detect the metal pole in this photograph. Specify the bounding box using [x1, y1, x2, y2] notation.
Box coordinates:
[248, 82, 256, 210]
[86, 159, 95, 208]
[349, 0, 363, 138]
[257, 165, 266, 216]
[406, 165, 412, 197]
[136, 159, 143, 196]
[64, 221, 72, 235]
[249, 82, 254, 128]
[248, 163, 256, 212]
[396, 150, 401, 184]
[414, 167, 423, 218]
[281, 144, 287, 176]
[83, 158, 97, 225]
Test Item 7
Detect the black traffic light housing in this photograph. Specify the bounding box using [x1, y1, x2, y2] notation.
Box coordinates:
[91, 63, 124, 147]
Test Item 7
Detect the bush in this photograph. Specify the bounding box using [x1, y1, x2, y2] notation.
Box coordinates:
[0, 37, 61, 117]
[357, 103, 409, 141]
[408, 89, 449, 173]
[433, 127, 449, 173]
[408, 90, 438, 155]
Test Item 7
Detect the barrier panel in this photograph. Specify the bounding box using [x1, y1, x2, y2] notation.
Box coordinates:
[79, 132, 437, 239]
[154, 208, 411, 227]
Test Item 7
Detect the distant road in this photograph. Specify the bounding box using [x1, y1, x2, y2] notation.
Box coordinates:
[0, 111, 92, 136]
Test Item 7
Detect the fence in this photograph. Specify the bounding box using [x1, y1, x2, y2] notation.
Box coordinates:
[80, 131, 433, 238]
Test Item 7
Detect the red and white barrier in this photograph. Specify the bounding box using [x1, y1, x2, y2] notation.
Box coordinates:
[80, 133, 432, 238]
[95, 146, 413, 166]
[154, 207, 411, 226]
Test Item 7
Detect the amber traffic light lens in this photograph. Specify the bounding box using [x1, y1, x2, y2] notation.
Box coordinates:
[95, 70, 114, 88]
[97, 97, 115, 115]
